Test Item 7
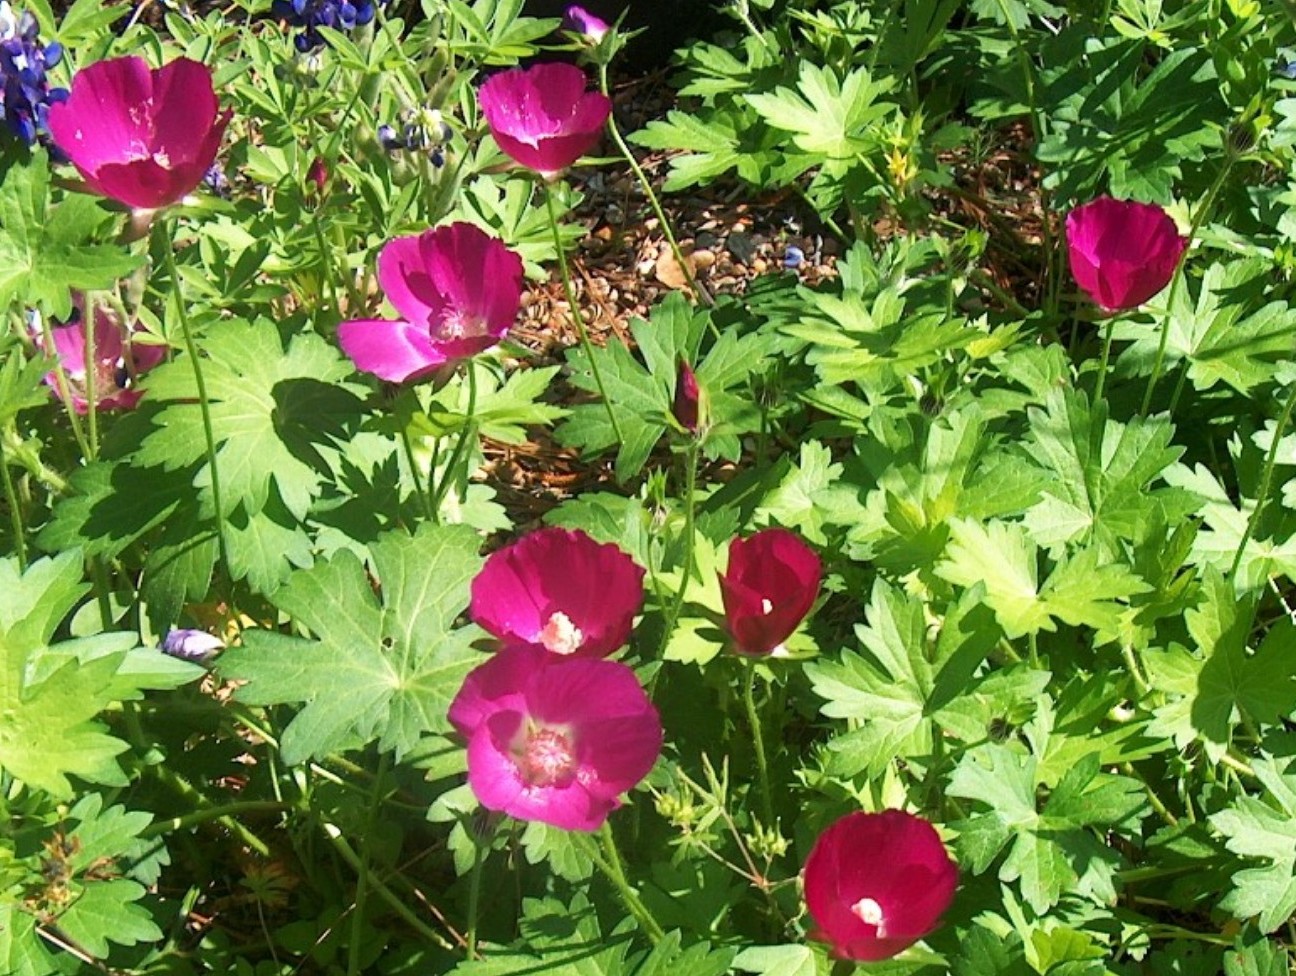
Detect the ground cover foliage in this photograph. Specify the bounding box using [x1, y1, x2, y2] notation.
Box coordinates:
[3, 0, 1296, 972]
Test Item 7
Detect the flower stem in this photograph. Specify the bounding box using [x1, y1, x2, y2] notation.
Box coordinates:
[141, 800, 291, 837]
[543, 182, 623, 447]
[83, 294, 99, 459]
[161, 224, 232, 585]
[597, 65, 712, 308]
[584, 823, 665, 944]
[1228, 379, 1296, 582]
[429, 362, 479, 516]
[1140, 155, 1234, 417]
[38, 314, 91, 460]
[400, 422, 435, 522]
[1092, 315, 1116, 403]
[742, 663, 774, 826]
[465, 825, 487, 959]
[656, 440, 699, 658]
[0, 432, 27, 571]
[348, 751, 390, 976]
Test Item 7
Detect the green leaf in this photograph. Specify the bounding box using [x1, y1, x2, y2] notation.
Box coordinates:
[0, 149, 142, 318]
[732, 944, 818, 976]
[137, 317, 365, 522]
[220, 523, 485, 764]
[746, 62, 895, 158]
[1212, 757, 1296, 933]
[755, 441, 841, 545]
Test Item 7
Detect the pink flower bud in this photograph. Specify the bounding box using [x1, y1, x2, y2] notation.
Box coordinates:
[673, 358, 700, 433]
[718, 528, 821, 656]
[563, 4, 609, 42]
[307, 155, 328, 194]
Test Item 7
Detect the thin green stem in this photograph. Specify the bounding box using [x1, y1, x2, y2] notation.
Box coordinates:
[1229, 380, 1296, 581]
[39, 314, 91, 459]
[583, 824, 665, 943]
[743, 664, 773, 826]
[429, 363, 479, 516]
[1166, 361, 1190, 417]
[1092, 315, 1116, 403]
[1120, 642, 1149, 695]
[162, 226, 232, 584]
[149, 762, 273, 856]
[348, 752, 390, 976]
[543, 182, 623, 446]
[598, 65, 712, 309]
[400, 423, 434, 521]
[465, 826, 487, 959]
[0, 434, 26, 571]
[322, 821, 457, 953]
[83, 294, 99, 459]
[1140, 156, 1234, 416]
[142, 801, 291, 838]
[656, 441, 699, 658]
[3, 427, 68, 494]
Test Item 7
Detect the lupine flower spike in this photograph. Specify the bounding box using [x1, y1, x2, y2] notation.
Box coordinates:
[338, 222, 524, 383]
[448, 645, 662, 831]
[471, 526, 645, 658]
[36, 301, 165, 413]
[0, 2, 68, 146]
[477, 63, 611, 179]
[719, 527, 821, 656]
[1065, 196, 1187, 312]
[804, 810, 958, 962]
[48, 56, 231, 211]
[271, 0, 388, 52]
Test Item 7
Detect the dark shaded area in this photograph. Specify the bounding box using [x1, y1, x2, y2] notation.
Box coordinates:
[525, 0, 731, 72]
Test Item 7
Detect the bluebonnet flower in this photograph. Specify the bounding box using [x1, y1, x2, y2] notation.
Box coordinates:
[783, 245, 805, 269]
[0, 2, 68, 146]
[272, 0, 387, 53]
[203, 161, 231, 198]
[161, 628, 225, 663]
[378, 108, 452, 166]
[377, 123, 404, 151]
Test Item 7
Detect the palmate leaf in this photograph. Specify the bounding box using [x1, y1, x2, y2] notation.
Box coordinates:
[1212, 757, 1296, 933]
[1114, 260, 1296, 394]
[136, 316, 366, 522]
[746, 62, 895, 158]
[0, 554, 203, 797]
[1020, 389, 1186, 552]
[220, 523, 485, 764]
[0, 147, 142, 318]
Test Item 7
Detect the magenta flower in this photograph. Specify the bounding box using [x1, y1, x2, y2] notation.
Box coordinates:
[48, 56, 231, 211]
[448, 645, 662, 831]
[673, 358, 701, 433]
[563, 5, 610, 41]
[477, 63, 611, 178]
[804, 810, 958, 962]
[471, 527, 645, 658]
[337, 222, 524, 383]
[718, 527, 821, 656]
[37, 301, 165, 413]
[1065, 196, 1187, 312]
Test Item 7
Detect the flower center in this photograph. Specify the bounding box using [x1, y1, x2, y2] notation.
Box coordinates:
[518, 727, 577, 787]
[537, 611, 583, 655]
[849, 897, 887, 936]
[434, 308, 488, 341]
[760, 598, 774, 615]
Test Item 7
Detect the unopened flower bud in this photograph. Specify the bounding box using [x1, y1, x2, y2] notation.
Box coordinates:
[307, 155, 328, 193]
[563, 4, 609, 42]
[673, 358, 701, 433]
[161, 628, 225, 663]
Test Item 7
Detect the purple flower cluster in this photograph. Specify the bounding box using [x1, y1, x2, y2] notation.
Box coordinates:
[271, 0, 386, 52]
[0, 2, 67, 146]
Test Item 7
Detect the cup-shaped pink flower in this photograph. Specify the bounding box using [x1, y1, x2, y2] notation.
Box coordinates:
[1065, 196, 1187, 312]
[471, 527, 645, 658]
[804, 810, 958, 962]
[477, 63, 611, 178]
[337, 222, 524, 383]
[48, 56, 231, 211]
[718, 527, 821, 656]
[38, 301, 165, 413]
[448, 645, 662, 831]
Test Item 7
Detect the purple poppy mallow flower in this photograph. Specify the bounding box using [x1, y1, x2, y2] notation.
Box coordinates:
[1065, 196, 1187, 312]
[0, 2, 69, 147]
[35, 300, 166, 413]
[477, 62, 611, 179]
[673, 358, 701, 434]
[337, 222, 524, 383]
[804, 810, 958, 962]
[160, 628, 225, 663]
[47, 56, 232, 211]
[471, 527, 646, 659]
[448, 644, 662, 831]
[718, 527, 821, 656]
[563, 4, 609, 42]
